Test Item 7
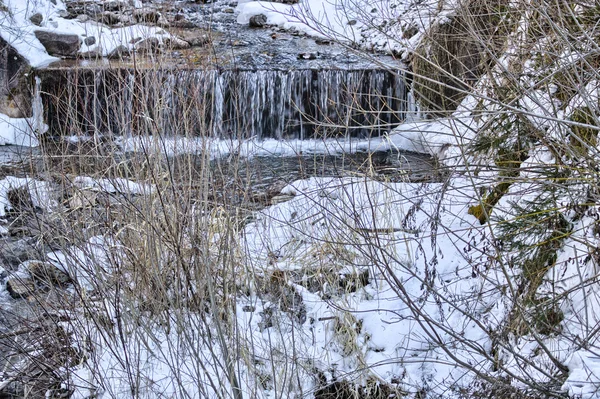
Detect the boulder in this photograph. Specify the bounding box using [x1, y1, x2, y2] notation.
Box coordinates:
[6, 277, 35, 299]
[34, 30, 81, 57]
[83, 36, 96, 46]
[29, 13, 43, 26]
[249, 14, 267, 28]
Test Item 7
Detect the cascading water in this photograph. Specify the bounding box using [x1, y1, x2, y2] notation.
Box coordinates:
[39, 68, 409, 140]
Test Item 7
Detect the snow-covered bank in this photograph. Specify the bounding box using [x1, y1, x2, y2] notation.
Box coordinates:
[0, 0, 181, 67]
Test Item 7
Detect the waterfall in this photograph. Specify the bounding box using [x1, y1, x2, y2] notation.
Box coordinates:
[40, 68, 409, 140]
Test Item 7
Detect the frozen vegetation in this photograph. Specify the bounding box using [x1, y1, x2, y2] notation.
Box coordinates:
[1, 0, 600, 397]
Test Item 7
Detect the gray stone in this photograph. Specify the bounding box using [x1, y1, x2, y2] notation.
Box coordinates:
[6, 277, 35, 299]
[178, 31, 211, 47]
[163, 36, 190, 50]
[83, 36, 96, 46]
[34, 30, 81, 57]
[29, 13, 43, 26]
[249, 14, 267, 28]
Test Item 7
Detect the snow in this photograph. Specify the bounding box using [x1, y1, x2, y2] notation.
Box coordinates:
[72, 176, 155, 195]
[0, 0, 179, 66]
[0, 176, 58, 217]
[118, 135, 395, 158]
[0, 112, 42, 147]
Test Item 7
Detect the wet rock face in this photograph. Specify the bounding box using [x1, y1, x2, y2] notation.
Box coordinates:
[34, 31, 82, 57]
[41, 68, 408, 139]
[0, 38, 32, 118]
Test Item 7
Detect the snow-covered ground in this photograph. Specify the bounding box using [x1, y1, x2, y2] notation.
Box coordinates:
[0, 0, 178, 67]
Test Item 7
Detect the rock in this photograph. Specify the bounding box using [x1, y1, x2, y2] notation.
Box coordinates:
[76, 14, 90, 23]
[0, 238, 41, 268]
[315, 38, 331, 45]
[177, 31, 211, 47]
[133, 7, 161, 23]
[103, 0, 128, 11]
[347, 19, 357, 26]
[249, 14, 267, 28]
[29, 13, 43, 26]
[83, 36, 96, 46]
[34, 30, 81, 57]
[107, 45, 130, 59]
[135, 37, 161, 53]
[6, 277, 35, 299]
[163, 36, 190, 49]
[25, 261, 70, 286]
[223, 7, 235, 13]
[99, 11, 123, 25]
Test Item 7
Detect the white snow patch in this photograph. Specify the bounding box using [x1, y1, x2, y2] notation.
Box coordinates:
[72, 176, 155, 195]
